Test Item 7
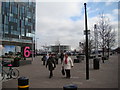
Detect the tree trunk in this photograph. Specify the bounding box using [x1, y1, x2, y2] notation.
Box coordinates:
[107, 42, 110, 59]
[102, 47, 105, 63]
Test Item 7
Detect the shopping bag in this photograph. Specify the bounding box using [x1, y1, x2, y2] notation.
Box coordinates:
[61, 68, 65, 75]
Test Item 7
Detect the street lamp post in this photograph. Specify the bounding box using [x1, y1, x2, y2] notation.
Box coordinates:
[94, 24, 98, 58]
[59, 44, 60, 54]
[36, 38, 39, 56]
[84, 3, 89, 80]
[32, 38, 35, 61]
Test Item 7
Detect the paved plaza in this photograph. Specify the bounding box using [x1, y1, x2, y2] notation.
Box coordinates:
[1, 54, 119, 89]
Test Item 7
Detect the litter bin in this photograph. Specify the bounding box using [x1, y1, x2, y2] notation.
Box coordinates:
[74, 59, 80, 63]
[63, 84, 77, 90]
[102, 56, 108, 60]
[18, 77, 29, 90]
[76, 55, 80, 59]
[93, 58, 100, 69]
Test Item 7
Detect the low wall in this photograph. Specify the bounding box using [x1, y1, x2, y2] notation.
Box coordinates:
[0, 58, 32, 66]
[19, 60, 32, 66]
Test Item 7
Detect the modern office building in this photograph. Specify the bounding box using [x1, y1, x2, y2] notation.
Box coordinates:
[0, 1, 36, 56]
[51, 45, 70, 53]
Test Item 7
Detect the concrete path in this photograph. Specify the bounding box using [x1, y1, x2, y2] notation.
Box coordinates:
[2, 54, 118, 89]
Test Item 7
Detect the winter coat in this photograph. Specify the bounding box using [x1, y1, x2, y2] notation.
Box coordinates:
[46, 57, 56, 71]
[42, 55, 47, 61]
[60, 53, 64, 59]
[62, 56, 74, 70]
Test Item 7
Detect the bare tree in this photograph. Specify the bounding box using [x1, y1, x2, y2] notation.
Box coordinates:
[88, 33, 95, 56]
[79, 34, 95, 57]
[105, 26, 116, 57]
[97, 13, 116, 62]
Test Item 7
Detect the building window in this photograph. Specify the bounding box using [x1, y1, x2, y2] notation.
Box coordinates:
[11, 5, 17, 14]
[27, 12, 31, 18]
[17, 20, 20, 27]
[4, 24, 8, 34]
[17, 27, 20, 31]
[21, 28, 24, 36]
[4, 16, 8, 25]
[21, 20, 24, 28]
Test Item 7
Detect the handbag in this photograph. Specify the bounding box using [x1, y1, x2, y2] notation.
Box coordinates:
[61, 68, 65, 75]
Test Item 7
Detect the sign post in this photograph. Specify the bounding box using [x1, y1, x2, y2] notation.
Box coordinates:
[84, 3, 89, 80]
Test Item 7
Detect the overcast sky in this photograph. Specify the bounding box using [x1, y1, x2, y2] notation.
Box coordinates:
[36, 0, 119, 50]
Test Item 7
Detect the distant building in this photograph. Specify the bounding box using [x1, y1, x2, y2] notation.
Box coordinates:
[0, 1, 36, 56]
[50, 45, 70, 53]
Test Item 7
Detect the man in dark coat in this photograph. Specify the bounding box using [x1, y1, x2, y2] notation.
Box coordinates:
[42, 55, 47, 65]
[46, 54, 56, 78]
[60, 52, 64, 64]
[54, 54, 59, 64]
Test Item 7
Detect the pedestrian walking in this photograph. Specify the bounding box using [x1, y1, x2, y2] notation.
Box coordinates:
[42, 55, 47, 65]
[46, 54, 56, 78]
[60, 52, 64, 64]
[62, 53, 74, 79]
[55, 53, 59, 64]
[46, 54, 49, 61]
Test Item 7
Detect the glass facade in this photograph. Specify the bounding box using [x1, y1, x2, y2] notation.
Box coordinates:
[1, 2, 35, 43]
[0, 1, 36, 55]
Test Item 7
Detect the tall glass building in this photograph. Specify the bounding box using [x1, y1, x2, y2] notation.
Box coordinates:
[0, 1, 36, 56]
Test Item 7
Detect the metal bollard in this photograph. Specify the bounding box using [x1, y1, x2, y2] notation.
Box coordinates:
[18, 77, 29, 90]
[63, 84, 77, 90]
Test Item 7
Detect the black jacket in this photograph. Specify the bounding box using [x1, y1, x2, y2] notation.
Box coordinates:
[46, 57, 56, 71]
